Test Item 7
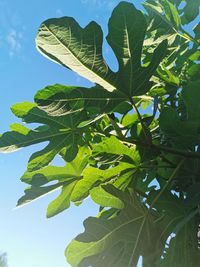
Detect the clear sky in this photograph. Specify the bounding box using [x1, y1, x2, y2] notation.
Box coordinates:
[0, 1, 142, 267]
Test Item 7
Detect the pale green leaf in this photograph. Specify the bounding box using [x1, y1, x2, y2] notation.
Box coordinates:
[47, 181, 76, 218]
[92, 136, 141, 164]
[71, 162, 134, 202]
[90, 186, 124, 209]
[36, 18, 117, 92]
[18, 148, 89, 216]
[0, 102, 86, 170]
[35, 84, 127, 116]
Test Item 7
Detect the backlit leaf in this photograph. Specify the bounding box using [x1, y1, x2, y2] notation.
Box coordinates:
[36, 17, 117, 92]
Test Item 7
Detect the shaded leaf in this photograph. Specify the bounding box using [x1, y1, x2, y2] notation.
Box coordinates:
[107, 2, 168, 96]
[66, 185, 158, 267]
[17, 183, 63, 207]
[157, 220, 200, 267]
[159, 80, 200, 147]
[160, 0, 181, 29]
[182, 0, 200, 24]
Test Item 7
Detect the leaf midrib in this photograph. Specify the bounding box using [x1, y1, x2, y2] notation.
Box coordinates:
[70, 214, 145, 264]
[1, 130, 73, 149]
[38, 96, 127, 102]
[123, 12, 133, 95]
[42, 24, 116, 91]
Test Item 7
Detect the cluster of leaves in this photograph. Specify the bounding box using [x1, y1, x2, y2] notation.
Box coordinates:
[1, 0, 200, 266]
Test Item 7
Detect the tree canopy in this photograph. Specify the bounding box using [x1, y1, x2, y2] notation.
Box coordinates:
[1, 0, 200, 266]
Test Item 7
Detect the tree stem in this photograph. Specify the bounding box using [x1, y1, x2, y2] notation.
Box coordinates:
[129, 98, 151, 144]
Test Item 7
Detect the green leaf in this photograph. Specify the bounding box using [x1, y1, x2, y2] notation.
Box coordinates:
[18, 147, 89, 216]
[182, 0, 200, 23]
[160, 0, 181, 29]
[182, 80, 200, 122]
[157, 220, 200, 267]
[193, 22, 200, 42]
[107, 2, 168, 96]
[157, 65, 180, 86]
[47, 181, 76, 218]
[71, 162, 134, 202]
[35, 84, 127, 116]
[0, 102, 86, 171]
[36, 2, 167, 97]
[186, 183, 200, 208]
[21, 165, 78, 186]
[187, 64, 200, 81]
[66, 186, 158, 267]
[144, 1, 175, 33]
[159, 81, 200, 147]
[3, 1, 200, 265]
[90, 186, 124, 209]
[17, 183, 63, 207]
[92, 136, 141, 164]
[159, 107, 198, 147]
[36, 17, 117, 92]
[147, 190, 200, 266]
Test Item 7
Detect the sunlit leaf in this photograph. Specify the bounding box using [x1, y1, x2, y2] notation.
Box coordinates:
[0, 102, 87, 170]
[18, 147, 89, 217]
[36, 17, 117, 92]
[90, 186, 124, 209]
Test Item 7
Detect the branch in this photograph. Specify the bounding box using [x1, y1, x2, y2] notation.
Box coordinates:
[124, 137, 200, 160]
[91, 127, 200, 160]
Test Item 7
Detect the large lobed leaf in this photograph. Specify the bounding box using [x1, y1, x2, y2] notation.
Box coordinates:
[36, 2, 167, 97]
[107, 2, 167, 96]
[18, 138, 140, 217]
[2, 1, 200, 266]
[66, 185, 159, 267]
[147, 190, 200, 267]
[0, 102, 87, 171]
[66, 187, 200, 266]
[18, 147, 89, 217]
[157, 221, 200, 267]
[159, 80, 200, 147]
[36, 17, 117, 92]
[34, 84, 128, 116]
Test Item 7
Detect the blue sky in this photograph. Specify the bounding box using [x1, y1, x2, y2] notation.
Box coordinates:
[0, 1, 143, 266]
